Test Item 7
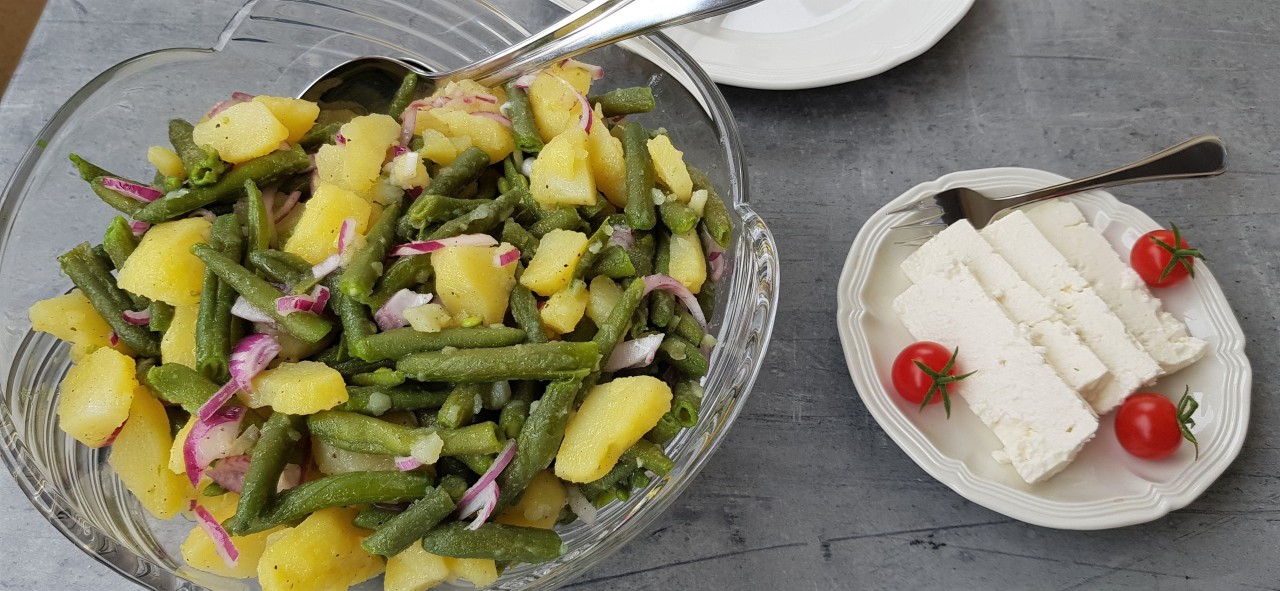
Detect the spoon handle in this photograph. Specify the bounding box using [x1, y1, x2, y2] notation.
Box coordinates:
[459, 0, 765, 86]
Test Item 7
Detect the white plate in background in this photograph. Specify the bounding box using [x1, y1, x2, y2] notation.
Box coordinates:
[549, 0, 975, 89]
[835, 168, 1250, 529]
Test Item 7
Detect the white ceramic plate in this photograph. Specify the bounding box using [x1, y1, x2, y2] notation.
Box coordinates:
[549, 0, 975, 89]
[836, 168, 1251, 530]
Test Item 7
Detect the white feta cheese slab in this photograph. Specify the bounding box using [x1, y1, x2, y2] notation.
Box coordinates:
[893, 263, 1098, 484]
[901, 220, 1108, 394]
[981, 211, 1161, 415]
[1024, 199, 1208, 374]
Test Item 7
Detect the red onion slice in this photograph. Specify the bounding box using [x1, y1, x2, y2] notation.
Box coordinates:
[129, 221, 151, 237]
[374, 289, 434, 331]
[101, 177, 163, 203]
[183, 405, 245, 486]
[603, 333, 665, 372]
[205, 454, 251, 493]
[231, 297, 274, 324]
[642, 274, 707, 330]
[493, 246, 520, 268]
[399, 108, 418, 147]
[456, 439, 517, 529]
[192, 333, 284, 424]
[337, 218, 357, 256]
[700, 227, 726, 283]
[108, 332, 119, 347]
[335, 132, 347, 146]
[473, 111, 512, 128]
[559, 58, 605, 80]
[273, 190, 302, 223]
[310, 254, 342, 280]
[389, 234, 498, 257]
[309, 284, 331, 314]
[607, 225, 634, 249]
[394, 456, 424, 471]
[121, 309, 151, 325]
[101, 422, 126, 447]
[191, 500, 240, 568]
[513, 72, 538, 90]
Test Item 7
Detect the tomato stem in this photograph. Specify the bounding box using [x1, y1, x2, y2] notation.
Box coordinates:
[1176, 385, 1200, 460]
[1153, 223, 1205, 283]
[913, 346, 976, 419]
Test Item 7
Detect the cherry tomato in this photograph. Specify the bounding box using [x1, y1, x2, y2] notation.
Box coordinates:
[891, 341, 971, 417]
[1115, 389, 1199, 460]
[1130, 224, 1204, 288]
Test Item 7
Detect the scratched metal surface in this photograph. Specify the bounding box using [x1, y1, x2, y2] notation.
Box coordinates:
[2, 0, 1279, 589]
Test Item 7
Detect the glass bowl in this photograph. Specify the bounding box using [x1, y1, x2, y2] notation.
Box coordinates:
[0, 0, 779, 589]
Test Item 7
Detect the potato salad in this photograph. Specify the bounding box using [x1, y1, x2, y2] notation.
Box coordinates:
[30, 58, 731, 590]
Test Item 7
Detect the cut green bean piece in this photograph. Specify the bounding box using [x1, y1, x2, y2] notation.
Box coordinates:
[68, 153, 118, 183]
[195, 214, 242, 381]
[169, 119, 227, 186]
[248, 471, 433, 535]
[351, 368, 406, 387]
[299, 121, 341, 149]
[420, 522, 565, 563]
[658, 335, 708, 377]
[496, 377, 581, 510]
[87, 177, 145, 218]
[102, 216, 139, 270]
[406, 195, 489, 226]
[244, 180, 272, 255]
[146, 363, 219, 414]
[650, 230, 675, 328]
[456, 453, 495, 476]
[668, 309, 705, 345]
[588, 86, 656, 118]
[625, 233, 655, 277]
[658, 199, 699, 234]
[148, 300, 175, 333]
[501, 219, 539, 261]
[438, 383, 486, 429]
[192, 244, 332, 343]
[327, 274, 378, 356]
[593, 278, 647, 369]
[528, 206, 584, 237]
[404, 147, 491, 225]
[397, 342, 598, 383]
[588, 245, 635, 279]
[424, 190, 519, 241]
[439, 474, 469, 503]
[135, 147, 311, 222]
[503, 81, 544, 153]
[645, 413, 682, 445]
[353, 506, 400, 530]
[340, 384, 449, 416]
[369, 255, 434, 310]
[247, 249, 313, 288]
[619, 123, 656, 231]
[671, 380, 703, 427]
[353, 326, 527, 362]
[224, 413, 306, 536]
[388, 72, 419, 121]
[689, 165, 731, 248]
[339, 200, 403, 303]
[363, 486, 454, 557]
[308, 410, 505, 457]
[508, 284, 548, 344]
[58, 243, 161, 358]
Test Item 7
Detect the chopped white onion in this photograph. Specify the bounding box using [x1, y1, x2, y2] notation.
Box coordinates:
[604, 333, 665, 372]
[374, 289, 434, 331]
[231, 297, 274, 323]
[565, 485, 598, 525]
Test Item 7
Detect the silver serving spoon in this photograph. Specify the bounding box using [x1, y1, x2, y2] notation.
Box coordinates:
[300, 0, 763, 112]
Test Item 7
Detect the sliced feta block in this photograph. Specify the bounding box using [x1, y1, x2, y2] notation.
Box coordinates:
[981, 211, 1161, 415]
[902, 220, 1108, 395]
[893, 264, 1098, 484]
[1024, 199, 1207, 374]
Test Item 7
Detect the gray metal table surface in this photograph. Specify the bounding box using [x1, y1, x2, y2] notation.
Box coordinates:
[2, 0, 1278, 589]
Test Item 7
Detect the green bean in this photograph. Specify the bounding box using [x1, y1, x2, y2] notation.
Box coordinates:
[339, 200, 403, 303]
[87, 177, 145, 217]
[497, 383, 535, 440]
[388, 72, 419, 121]
[671, 380, 704, 428]
[583, 440, 673, 503]
[659, 199, 699, 234]
[407, 195, 489, 226]
[244, 180, 272, 255]
[396, 341, 597, 383]
[246, 249, 313, 288]
[619, 123, 656, 231]
[195, 215, 243, 381]
[496, 377, 581, 510]
[579, 196, 617, 226]
[340, 384, 449, 416]
[438, 383, 486, 429]
[439, 474, 469, 503]
[588, 86, 656, 118]
[508, 284, 548, 345]
[404, 147, 491, 225]
[562, 316, 598, 342]
[645, 412, 682, 445]
[352, 326, 527, 362]
[191, 243, 333, 343]
[298, 121, 341, 149]
[592, 278, 647, 369]
[503, 81, 544, 153]
[689, 165, 731, 248]
[68, 153, 117, 183]
[501, 219, 539, 261]
[435, 457, 473, 480]
[353, 506, 400, 530]
[528, 206, 584, 237]
[308, 410, 504, 457]
[328, 357, 394, 378]
[587, 245, 635, 278]
[326, 274, 378, 355]
[420, 522, 564, 563]
[457, 453, 495, 476]
[362, 485, 453, 557]
[667, 309, 705, 345]
[696, 275, 716, 319]
[202, 482, 230, 497]
[57, 243, 161, 358]
[424, 190, 519, 241]
[650, 231, 675, 327]
[135, 147, 311, 222]
[248, 471, 433, 535]
[573, 218, 617, 281]
[351, 368, 406, 387]
[168, 119, 227, 186]
[148, 300, 175, 333]
[625, 233, 655, 277]
[658, 334, 708, 377]
[102, 216, 139, 270]
[369, 255, 434, 310]
[146, 363, 219, 414]
[224, 413, 306, 536]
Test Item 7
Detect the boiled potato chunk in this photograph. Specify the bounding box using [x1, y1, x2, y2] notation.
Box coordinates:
[29, 289, 114, 352]
[160, 304, 199, 369]
[647, 135, 693, 202]
[496, 470, 566, 529]
[419, 129, 459, 165]
[57, 346, 137, 448]
[540, 280, 588, 334]
[384, 545, 451, 591]
[528, 69, 583, 142]
[586, 275, 623, 328]
[446, 558, 499, 587]
[417, 109, 514, 164]
[117, 217, 212, 306]
[315, 113, 400, 193]
[246, 361, 348, 414]
[182, 491, 285, 579]
[587, 105, 627, 207]
[520, 229, 589, 297]
[282, 183, 371, 264]
[147, 145, 186, 179]
[252, 95, 320, 144]
[192, 101, 289, 164]
[257, 507, 384, 591]
[531, 127, 596, 208]
[168, 419, 193, 474]
[432, 244, 518, 325]
[109, 386, 195, 519]
[555, 376, 672, 482]
[668, 228, 707, 294]
[404, 302, 457, 333]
